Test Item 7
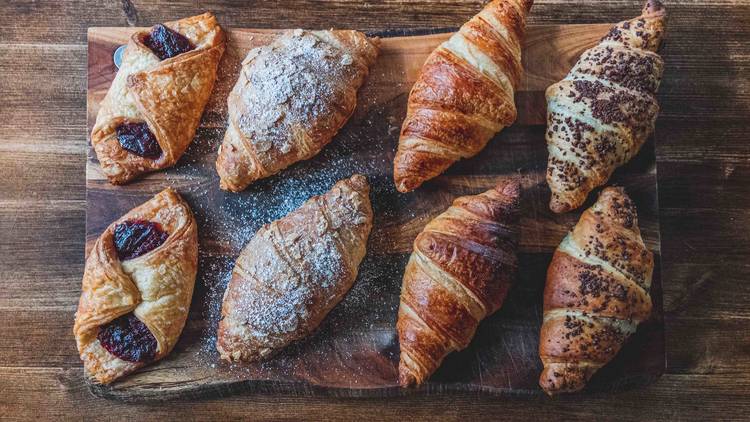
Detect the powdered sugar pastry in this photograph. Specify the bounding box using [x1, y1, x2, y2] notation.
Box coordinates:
[237, 29, 360, 157]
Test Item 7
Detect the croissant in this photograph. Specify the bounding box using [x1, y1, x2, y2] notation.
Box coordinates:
[539, 187, 654, 395]
[393, 0, 533, 193]
[545, 1, 667, 213]
[216, 30, 379, 192]
[217, 175, 373, 361]
[397, 179, 520, 386]
[74, 188, 198, 384]
[92, 13, 225, 184]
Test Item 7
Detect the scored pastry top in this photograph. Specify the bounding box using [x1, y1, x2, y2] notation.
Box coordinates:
[216, 29, 379, 191]
[236, 30, 377, 154]
[216, 175, 373, 362]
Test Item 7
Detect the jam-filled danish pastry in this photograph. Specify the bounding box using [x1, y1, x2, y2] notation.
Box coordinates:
[74, 188, 198, 384]
[91, 13, 225, 184]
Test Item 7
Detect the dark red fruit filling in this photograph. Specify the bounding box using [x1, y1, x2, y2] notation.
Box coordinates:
[144, 24, 195, 60]
[116, 122, 162, 158]
[113, 220, 169, 261]
[97, 313, 157, 363]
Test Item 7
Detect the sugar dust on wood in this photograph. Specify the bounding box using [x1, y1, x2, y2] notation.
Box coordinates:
[170, 66, 406, 381]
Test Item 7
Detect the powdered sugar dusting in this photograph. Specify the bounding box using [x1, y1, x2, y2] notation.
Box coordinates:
[236, 30, 359, 157]
[147, 33, 408, 380]
[217, 180, 369, 360]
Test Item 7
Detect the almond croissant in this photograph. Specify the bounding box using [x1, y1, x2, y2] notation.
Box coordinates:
[216, 30, 379, 192]
[546, 1, 667, 213]
[217, 175, 373, 361]
[393, 0, 533, 193]
[397, 179, 520, 386]
[539, 187, 653, 395]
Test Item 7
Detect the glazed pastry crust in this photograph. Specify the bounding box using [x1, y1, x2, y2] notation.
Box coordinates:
[74, 188, 198, 384]
[393, 0, 533, 193]
[216, 30, 379, 192]
[92, 13, 225, 185]
[397, 179, 520, 386]
[546, 1, 667, 213]
[539, 187, 654, 395]
[216, 175, 373, 361]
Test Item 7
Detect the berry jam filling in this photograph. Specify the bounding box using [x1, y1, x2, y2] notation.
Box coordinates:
[116, 122, 162, 158]
[144, 24, 195, 60]
[97, 313, 157, 363]
[113, 220, 169, 261]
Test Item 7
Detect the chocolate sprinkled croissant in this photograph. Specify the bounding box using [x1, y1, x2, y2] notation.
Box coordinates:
[539, 187, 653, 395]
[393, 0, 533, 193]
[545, 1, 667, 213]
[398, 179, 520, 386]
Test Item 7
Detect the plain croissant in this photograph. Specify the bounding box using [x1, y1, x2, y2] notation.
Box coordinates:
[393, 0, 533, 193]
[216, 30, 379, 192]
[546, 0, 667, 213]
[217, 174, 373, 361]
[397, 179, 520, 386]
[539, 187, 654, 395]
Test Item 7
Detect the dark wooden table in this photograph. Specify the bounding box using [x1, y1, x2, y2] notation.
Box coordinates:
[1, 1, 748, 420]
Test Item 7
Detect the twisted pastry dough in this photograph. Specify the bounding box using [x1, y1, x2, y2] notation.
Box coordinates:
[397, 179, 520, 386]
[393, 0, 533, 193]
[546, 1, 667, 213]
[216, 30, 379, 192]
[217, 175, 373, 361]
[539, 187, 653, 395]
[74, 188, 198, 384]
[92, 13, 225, 184]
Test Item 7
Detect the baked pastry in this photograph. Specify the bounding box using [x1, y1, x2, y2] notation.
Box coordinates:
[91, 13, 225, 184]
[397, 179, 520, 386]
[216, 30, 379, 192]
[393, 0, 533, 193]
[74, 188, 198, 384]
[545, 1, 667, 213]
[539, 187, 653, 395]
[217, 174, 373, 361]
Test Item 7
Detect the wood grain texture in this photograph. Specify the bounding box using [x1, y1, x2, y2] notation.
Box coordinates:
[82, 24, 664, 400]
[1, 0, 749, 419]
[3, 369, 749, 421]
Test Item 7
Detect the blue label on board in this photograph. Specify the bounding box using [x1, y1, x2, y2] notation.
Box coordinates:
[113, 45, 126, 69]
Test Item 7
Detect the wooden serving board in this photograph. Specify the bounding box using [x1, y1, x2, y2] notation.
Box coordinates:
[86, 24, 665, 401]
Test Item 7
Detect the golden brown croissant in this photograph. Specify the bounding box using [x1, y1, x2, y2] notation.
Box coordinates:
[546, 1, 667, 213]
[539, 187, 653, 395]
[393, 0, 533, 193]
[216, 30, 379, 192]
[217, 175, 373, 361]
[92, 13, 225, 184]
[74, 188, 198, 384]
[397, 179, 520, 386]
